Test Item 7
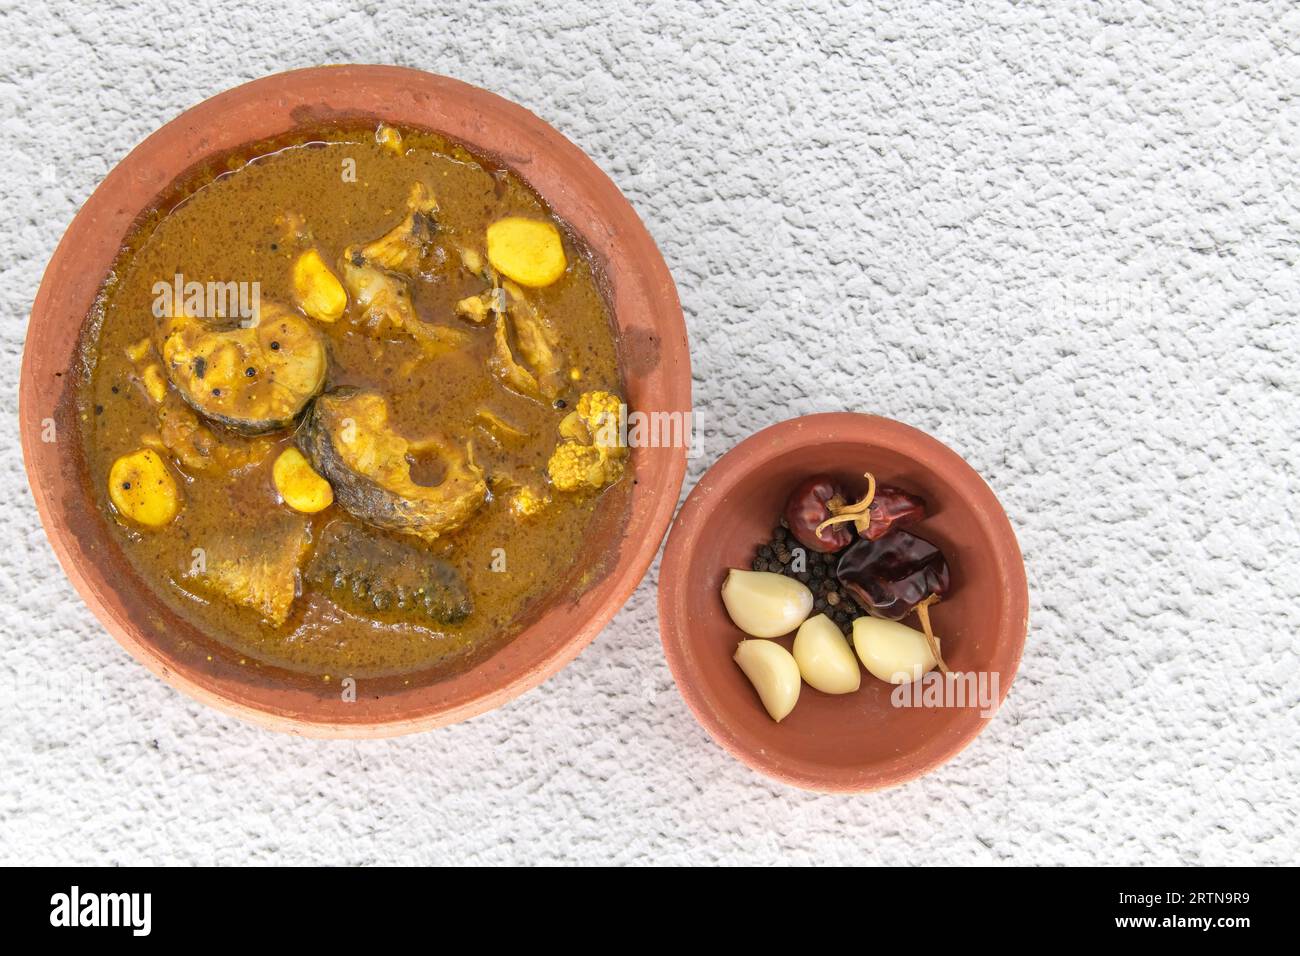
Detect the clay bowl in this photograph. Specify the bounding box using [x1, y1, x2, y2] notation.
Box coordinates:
[658, 414, 1027, 792]
[19, 66, 690, 736]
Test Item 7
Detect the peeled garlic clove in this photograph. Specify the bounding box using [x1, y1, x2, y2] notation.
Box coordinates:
[852, 616, 939, 684]
[109, 448, 181, 528]
[721, 569, 813, 638]
[293, 249, 347, 323]
[273, 447, 334, 514]
[793, 614, 861, 694]
[734, 640, 801, 722]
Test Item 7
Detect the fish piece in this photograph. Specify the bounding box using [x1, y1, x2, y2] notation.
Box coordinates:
[158, 303, 327, 434]
[185, 510, 311, 627]
[506, 283, 564, 397]
[340, 256, 470, 357]
[126, 337, 274, 473]
[305, 521, 472, 624]
[485, 283, 564, 401]
[452, 249, 564, 402]
[298, 389, 487, 541]
[152, 393, 274, 473]
[355, 182, 441, 276]
[475, 407, 530, 444]
[458, 268, 564, 401]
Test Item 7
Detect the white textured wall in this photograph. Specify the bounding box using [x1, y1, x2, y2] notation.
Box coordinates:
[1, 0, 1296, 865]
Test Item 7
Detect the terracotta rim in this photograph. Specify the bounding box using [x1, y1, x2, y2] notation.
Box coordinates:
[19, 66, 691, 736]
[658, 413, 1029, 792]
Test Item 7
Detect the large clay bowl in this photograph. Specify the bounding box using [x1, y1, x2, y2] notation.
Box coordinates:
[658, 414, 1027, 792]
[20, 66, 690, 736]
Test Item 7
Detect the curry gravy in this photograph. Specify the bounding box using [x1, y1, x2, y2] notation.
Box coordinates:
[77, 125, 625, 678]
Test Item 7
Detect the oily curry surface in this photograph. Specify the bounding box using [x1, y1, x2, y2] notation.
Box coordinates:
[78, 124, 628, 678]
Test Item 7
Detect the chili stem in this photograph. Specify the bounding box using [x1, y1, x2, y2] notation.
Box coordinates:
[815, 472, 877, 536]
[913, 595, 950, 675]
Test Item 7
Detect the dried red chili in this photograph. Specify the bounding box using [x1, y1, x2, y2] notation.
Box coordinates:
[812, 473, 927, 542]
[783, 475, 853, 553]
[835, 529, 949, 621]
[858, 485, 926, 540]
[837, 528, 952, 672]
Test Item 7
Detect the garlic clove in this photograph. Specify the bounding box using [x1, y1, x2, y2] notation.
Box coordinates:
[108, 449, 181, 528]
[851, 616, 940, 684]
[293, 249, 347, 323]
[733, 640, 802, 722]
[721, 569, 814, 638]
[273, 447, 334, 514]
[793, 614, 861, 694]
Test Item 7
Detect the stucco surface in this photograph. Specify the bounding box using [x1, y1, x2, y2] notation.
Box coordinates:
[0, 0, 1296, 864]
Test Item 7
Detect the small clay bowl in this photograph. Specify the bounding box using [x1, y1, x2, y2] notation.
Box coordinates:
[658, 413, 1028, 792]
[20, 66, 690, 736]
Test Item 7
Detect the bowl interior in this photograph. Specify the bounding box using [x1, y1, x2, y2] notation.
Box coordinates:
[660, 414, 1027, 791]
[21, 67, 690, 735]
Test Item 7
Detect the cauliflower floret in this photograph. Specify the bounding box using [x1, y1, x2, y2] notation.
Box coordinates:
[546, 390, 628, 493]
[577, 391, 625, 455]
[547, 442, 624, 493]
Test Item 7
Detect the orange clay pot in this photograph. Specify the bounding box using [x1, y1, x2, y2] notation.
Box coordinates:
[20, 66, 690, 737]
[658, 414, 1028, 792]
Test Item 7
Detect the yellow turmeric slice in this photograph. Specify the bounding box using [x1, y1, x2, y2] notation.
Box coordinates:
[108, 449, 181, 528]
[292, 249, 347, 323]
[486, 217, 567, 288]
[272, 447, 334, 514]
